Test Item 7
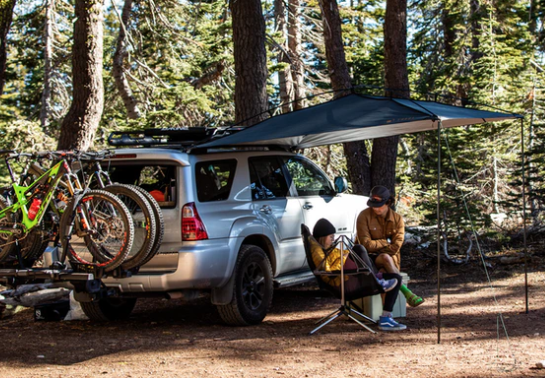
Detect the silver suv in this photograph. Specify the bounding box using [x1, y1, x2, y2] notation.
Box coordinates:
[95, 145, 367, 325]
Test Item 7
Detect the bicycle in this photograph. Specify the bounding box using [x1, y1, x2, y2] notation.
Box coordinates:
[79, 150, 164, 270]
[19, 150, 162, 271]
[0, 150, 134, 272]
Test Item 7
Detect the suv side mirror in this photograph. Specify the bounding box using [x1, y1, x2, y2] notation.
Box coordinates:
[334, 177, 348, 193]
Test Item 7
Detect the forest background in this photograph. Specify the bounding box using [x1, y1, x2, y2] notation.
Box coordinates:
[0, 0, 545, 252]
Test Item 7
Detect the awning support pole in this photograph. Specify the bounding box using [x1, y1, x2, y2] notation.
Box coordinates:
[521, 119, 528, 314]
[437, 119, 442, 344]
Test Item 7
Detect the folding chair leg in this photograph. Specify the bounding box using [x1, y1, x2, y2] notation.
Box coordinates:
[314, 307, 342, 325]
[346, 306, 377, 325]
[310, 305, 376, 335]
[310, 310, 343, 335]
[346, 313, 376, 334]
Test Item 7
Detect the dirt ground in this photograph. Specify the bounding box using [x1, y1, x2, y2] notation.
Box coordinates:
[0, 248, 544, 378]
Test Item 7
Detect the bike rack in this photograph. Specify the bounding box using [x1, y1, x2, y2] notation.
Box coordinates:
[0, 264, 135, 305]
[0, 268, 94, 281]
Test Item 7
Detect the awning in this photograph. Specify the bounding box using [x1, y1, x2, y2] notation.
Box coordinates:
[199, 94, 521, 149]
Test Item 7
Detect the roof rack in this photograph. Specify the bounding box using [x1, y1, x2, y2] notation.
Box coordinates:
[108, 128, 213, 148]
[107, 127, 246, 149]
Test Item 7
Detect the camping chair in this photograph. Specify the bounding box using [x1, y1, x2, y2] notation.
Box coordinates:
[301, 224, 384, 334]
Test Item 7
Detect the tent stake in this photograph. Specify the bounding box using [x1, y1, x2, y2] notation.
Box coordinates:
[437, 119, 442, 344]
[521, 119, 529, 314]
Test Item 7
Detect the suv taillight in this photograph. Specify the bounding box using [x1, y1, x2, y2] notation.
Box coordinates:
[182, 202, 208, 241]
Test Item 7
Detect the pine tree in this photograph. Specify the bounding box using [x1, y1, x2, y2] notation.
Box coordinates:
[58, 0, 105, 151]
[0, 0, 15, 96]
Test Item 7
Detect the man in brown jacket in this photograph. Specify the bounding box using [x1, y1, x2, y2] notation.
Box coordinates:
[356, 185, 424, 307]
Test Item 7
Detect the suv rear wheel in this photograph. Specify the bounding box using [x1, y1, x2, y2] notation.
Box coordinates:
[217, 245, 273, 326]
[80, 297, 137, 321]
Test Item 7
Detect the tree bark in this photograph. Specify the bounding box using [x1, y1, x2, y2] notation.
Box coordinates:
[112, 0, 140, 120]
[275, 0, 293, 114]
[40, 0, 54, 128]
[230, 0, 268, 126]
[442, 7, 455, 59]
[318, 0, 351, 97]
[57, 0, 105, 151]
[287, 0, 306, 110]
[0, 0, 16, 96]
[470, 0, 483, 63]
[373, 0, 409, 195]
[441, 1, 466, 105]
[319, 0, 370, 195]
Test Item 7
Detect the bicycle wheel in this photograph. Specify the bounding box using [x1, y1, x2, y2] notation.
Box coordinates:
[20, 227, 47, 262]
[0, 196, 17, 262]
[60, 190, 134, 272]
[104, 184, 156, 270]
[130, 185, 164, 266]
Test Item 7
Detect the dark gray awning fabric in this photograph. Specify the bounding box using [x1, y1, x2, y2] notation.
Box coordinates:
[199, 94, 521, 149]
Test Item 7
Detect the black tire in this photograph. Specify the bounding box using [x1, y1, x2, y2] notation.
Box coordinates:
[0, 196, 17, 262]
[59, 190, 134, 272]
[80, 297, 137, 321]
[0, 198, 48, 267]
[16, 172, 49, 264]
[129, 185, 164, 266]
[19, 228, 47, 263]
[104, 184, 156, 270]
[217, 245, 273, 326]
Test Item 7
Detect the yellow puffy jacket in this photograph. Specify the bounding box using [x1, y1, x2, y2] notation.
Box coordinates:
[309, 238, 349, 286]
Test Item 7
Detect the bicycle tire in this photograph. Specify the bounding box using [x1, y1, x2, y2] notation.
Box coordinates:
[16, 171, 51, 264]
[20, 228, 47, 262]
[0, 196, 17, 262]
[104, 184, 156, 270]
[130, 185, 164, 266]
[59, 190, 134, 272]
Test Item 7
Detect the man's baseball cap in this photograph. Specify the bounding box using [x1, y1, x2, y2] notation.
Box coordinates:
[367, 185, 390, 208]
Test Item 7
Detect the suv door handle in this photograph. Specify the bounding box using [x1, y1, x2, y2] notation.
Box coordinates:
[302, 203, 313, 210]
[260, 205, 272, 214]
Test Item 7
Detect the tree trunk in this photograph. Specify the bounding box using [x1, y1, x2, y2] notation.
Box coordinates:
[0, 0, 16, 96]
[57, 0, 105, 151]
[441, 2, 466, 105]
[442, 7, 455, 59]
[287, 0, 306, 110]
[319, 0, 370, 195]
[470, 0, 483, 63]
[275, 0, 293, 114]
[373, 0, 409, 195]
[318, 0, 351, 97]
[112, 0, 140, 120]
[230, 0, 268, 126]
[40, 0, 54, 128]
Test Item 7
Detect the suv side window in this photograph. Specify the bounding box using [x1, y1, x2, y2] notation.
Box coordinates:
[282, 156, 335, 196]
[249, 157, 289, 200]
[195, 160, 237, 202]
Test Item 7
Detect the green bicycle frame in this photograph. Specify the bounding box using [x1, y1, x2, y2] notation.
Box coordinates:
[0, 159, 69, 235]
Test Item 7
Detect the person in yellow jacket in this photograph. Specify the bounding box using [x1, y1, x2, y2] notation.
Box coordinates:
[356, 185, 424, 307]
[311, 218, 406, 331]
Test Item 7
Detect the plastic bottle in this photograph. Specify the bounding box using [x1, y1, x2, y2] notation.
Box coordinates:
[28, 198, 42, 220]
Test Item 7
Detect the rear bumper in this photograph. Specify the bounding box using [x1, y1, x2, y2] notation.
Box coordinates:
[103, 238, 237, 293]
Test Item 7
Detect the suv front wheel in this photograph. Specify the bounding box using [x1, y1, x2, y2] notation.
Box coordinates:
[217, 245, 273, 326]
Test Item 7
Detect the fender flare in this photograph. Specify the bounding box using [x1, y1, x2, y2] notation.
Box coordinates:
[211, 218, 277, 305]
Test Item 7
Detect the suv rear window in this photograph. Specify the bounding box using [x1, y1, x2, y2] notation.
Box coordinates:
[108, 164, 177, 207]
[195, 160, 237, 202]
